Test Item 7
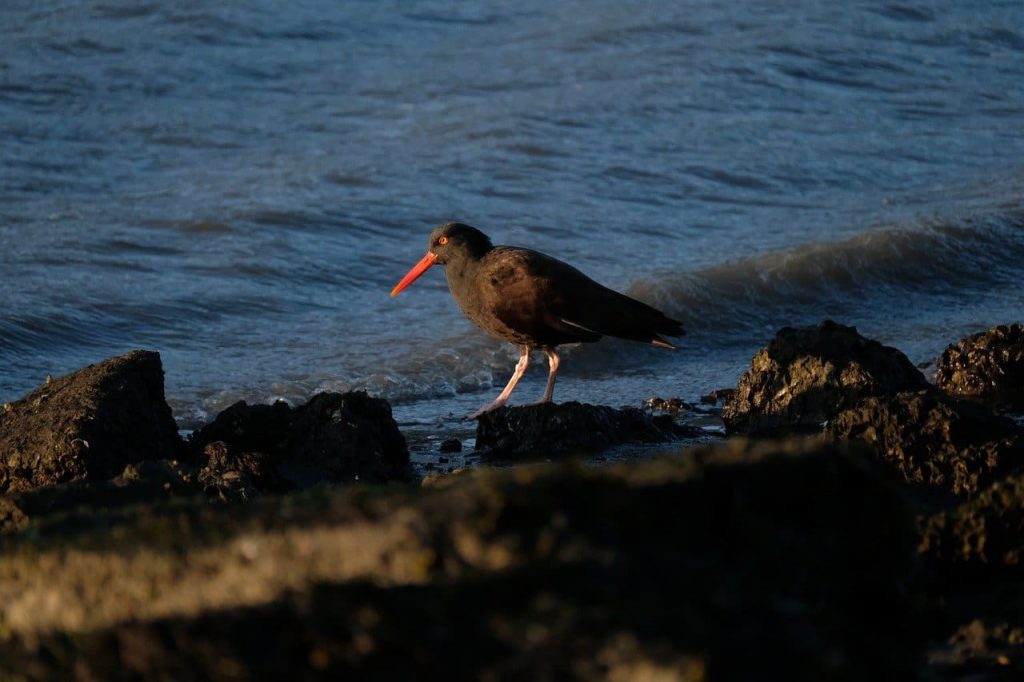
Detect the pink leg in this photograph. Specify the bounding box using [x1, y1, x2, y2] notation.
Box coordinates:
[468, 347, 530, 419]
[537, 348, 559, 404]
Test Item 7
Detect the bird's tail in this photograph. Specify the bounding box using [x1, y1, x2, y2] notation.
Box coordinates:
[651, 336, 676, 350]
[565, 284, 684, 348]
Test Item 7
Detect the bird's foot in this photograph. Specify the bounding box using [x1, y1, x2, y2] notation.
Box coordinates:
[465, 398, 507, 421]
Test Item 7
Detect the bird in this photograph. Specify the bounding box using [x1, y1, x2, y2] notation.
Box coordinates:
[390, 222, 684, 418]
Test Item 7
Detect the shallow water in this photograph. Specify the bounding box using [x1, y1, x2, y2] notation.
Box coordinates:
[2, 1, 1023, 431]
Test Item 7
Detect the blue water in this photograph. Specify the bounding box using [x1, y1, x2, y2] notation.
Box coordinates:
[2, 1, 1023, 430]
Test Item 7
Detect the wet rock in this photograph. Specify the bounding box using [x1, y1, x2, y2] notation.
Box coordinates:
[0, 351, 183, 493]
[0, 438, 920, 680]
[643, 396, 690, 413]
[475, 402, 703, 459]
[701, 388, 735, 405]
[189, 391, 410, 486]
[826, 391, 1024, 496]
[936, 323, 1024, 406]
[438, 438, 461, 453]
[724, 320, 930, 436]
[197, 442, 291, 502]
[920, 472, 1024, 579]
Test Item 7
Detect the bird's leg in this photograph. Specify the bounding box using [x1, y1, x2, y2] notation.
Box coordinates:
[468, 346, 531, 419]
[530, 348, 560, 405]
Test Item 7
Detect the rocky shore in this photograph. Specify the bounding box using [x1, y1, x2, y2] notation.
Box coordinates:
[1, 321, 1023, 680]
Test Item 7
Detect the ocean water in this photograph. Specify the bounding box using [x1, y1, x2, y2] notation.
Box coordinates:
[2, 0, 1023, 432]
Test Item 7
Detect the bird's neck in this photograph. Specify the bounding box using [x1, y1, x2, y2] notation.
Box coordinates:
[446, 250, 483, 283]
[444, 250, 486, 307]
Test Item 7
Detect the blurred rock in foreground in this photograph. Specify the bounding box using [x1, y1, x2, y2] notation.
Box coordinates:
[0, 439, 917, 681]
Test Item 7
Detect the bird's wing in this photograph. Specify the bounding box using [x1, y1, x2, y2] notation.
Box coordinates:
[483, 248, 683, 346]
[556, 272, 684, 345]
[481, 248, 601, 344]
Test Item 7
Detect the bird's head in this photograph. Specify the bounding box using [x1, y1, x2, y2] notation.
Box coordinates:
[390, 222, 493, 297]
[427, 223, 493, 265]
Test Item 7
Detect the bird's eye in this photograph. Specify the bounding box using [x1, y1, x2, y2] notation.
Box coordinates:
[438, 236, 449, 245]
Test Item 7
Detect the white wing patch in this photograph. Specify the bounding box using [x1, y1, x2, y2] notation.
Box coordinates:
[560, 318, 600, 335]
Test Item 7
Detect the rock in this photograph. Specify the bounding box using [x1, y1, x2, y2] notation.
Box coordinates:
[826, 391, 1024, 496]
[0, 351, 183, 493]
[438, 438, 462, 453]
[926, 617, 1024, 681]
[0, 497, 28, 532]
[936, 323, 1024, 406]
[189, 391, 410, 486]
[1, 460, 197, 533]
[701, 388, 735, 405]
[644, 396, 691, 413]
[197, 441, 291, 502]
[920, 472, 1024, 579]
[724, 320, 930, 436]
[475, 402, 704, 459]
[0, 438, 920, 680]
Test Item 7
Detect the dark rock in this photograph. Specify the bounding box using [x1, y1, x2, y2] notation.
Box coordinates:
[724, 320, 930, 436]
[475, 401, 702, 459]
[189, 391, 410, 486]
[0, 351, 183, 493]
[701, 388, 736, 405]
[644, 396, 690, 413]
[197, 441, 292, 502]
[826, 391, 1024, 496]
[936, 323, 1024, 406]
[189, 400, 292, 456]
[0, 497, 28, 532]
[926, 616, 1024, 681]
[921, 472, 1024, 579]
[438, 438, 462, 453]
[0, 438, 921, 680]
[1, 460, 197, 533]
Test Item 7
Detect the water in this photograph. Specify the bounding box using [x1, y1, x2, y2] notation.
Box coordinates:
[2, 0, 1023, 432]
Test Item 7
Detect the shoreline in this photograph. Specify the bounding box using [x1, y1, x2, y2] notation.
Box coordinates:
[1, 320, 1022, 680]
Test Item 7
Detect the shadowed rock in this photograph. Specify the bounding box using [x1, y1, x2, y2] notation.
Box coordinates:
[475, 402, 705, 459]
[189, 391, 411, 486]
[936, 323, 1024, 406]
[723, 320, 930, 436]
[920, 472, 1024, 580]
[0, 460, 196, 533]
[917, 472, 1024, 678]
[196, 442, 291, 502]
[0, 351, 183, 493]
[826, 391, 1023, 496]
[1, 386, 410, 525]
[0, 439, 920, 681]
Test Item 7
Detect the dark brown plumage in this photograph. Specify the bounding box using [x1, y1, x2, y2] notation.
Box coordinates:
[391, 222, 684, 417]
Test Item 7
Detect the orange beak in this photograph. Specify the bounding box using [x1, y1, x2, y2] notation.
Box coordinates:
[390, 251, 439, 297]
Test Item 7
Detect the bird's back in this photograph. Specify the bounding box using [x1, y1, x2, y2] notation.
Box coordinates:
[449, 245, 683, 349]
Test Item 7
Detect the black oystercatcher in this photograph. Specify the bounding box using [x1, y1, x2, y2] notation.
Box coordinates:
[391, 223, 684, 418]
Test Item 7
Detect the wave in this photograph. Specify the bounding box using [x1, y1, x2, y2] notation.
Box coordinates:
[632, 209, 1024, 343]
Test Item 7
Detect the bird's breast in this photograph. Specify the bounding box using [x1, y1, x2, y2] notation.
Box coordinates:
[444, 259, 536, 344]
